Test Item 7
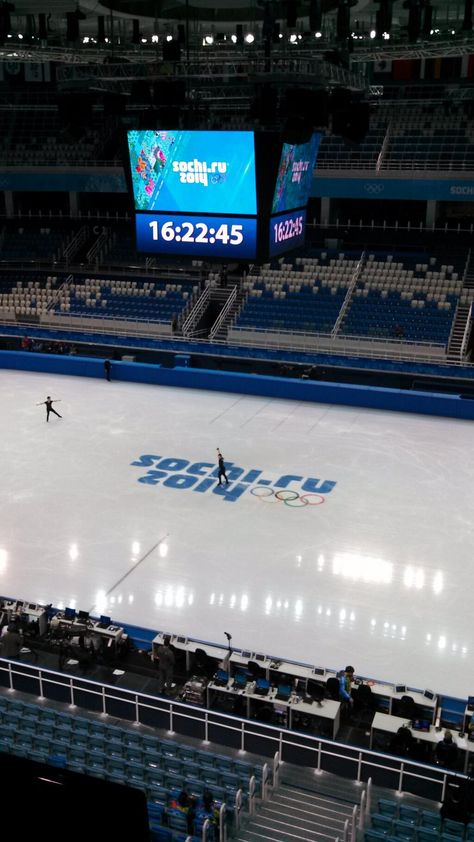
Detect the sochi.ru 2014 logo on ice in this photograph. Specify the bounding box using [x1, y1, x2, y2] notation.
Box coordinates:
[131, 454, 337, 509]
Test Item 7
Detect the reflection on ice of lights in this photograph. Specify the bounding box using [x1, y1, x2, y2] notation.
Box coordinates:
[265, 596, 272, 614]
[128, 594, 134, 604]
[350, 611, 355, 621]
[132, 541, 140, 556]
[110, 596, 116, 605]
[154, 586, 194, 609]
[57, 601, 64, 611]
[296, 555, 302, 567]
[425, 632, 467, 657]
[284, 600, 289, 608]
[69, 544, 78, 561]
[0, 548, 7, 573]
[339, 608, 346, 621]
[241, 594, 248, 612]
[326, 608, 331, 616]
[317, 606, 322, 615]
[230, 594, 236, 609]
[69, 598, 77, 609]
[332, 552, 392, 584]
[294, 599, 303, 620]
[210, 593, 215, 605]
[432, 571, 443, 594]
[317, 554, 325, 571]
[159, 542, 168, 558]
[403, 566, 424, 589]
[371, 618, 376, 626]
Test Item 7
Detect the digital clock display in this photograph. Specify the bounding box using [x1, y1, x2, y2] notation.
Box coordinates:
[269, 208, 307, 257]
[136, 212, 258, 259]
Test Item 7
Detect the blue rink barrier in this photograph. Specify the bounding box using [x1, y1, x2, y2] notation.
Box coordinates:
[2, 349, 474, 421]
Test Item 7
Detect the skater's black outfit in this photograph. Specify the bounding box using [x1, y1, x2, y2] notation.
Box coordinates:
[43, 398, 62, 422]
[217, 452, 229, 485]
[104, 360, 112, 381]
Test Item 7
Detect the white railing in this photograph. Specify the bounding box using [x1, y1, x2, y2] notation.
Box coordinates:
[208, 285, 238, 341]
[376, 120, 392, 173]
[181, 285, 211, 337]
[62, 225, 89, 267]
[463, 247, 472, 283]
[332, 250, 366, 338]
[0, 659, 456, 804]
[460, 302, 473, 360]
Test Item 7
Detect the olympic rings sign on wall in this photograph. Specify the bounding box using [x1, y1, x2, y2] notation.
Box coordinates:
[250, 486, 325, 508]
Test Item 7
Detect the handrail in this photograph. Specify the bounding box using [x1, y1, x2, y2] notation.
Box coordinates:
[376, 120, 392, 173]
[208, 285, 238, 341]
[201, 818, 210, 841]
[219, 802, 227, 842]
[460, 302, 473, 360]
[261, 762, 269, 800]
[350, 803, 358, 842]
[343, 817, 349, 842]
[359, 790, 367, 831]
[62, 225, 89, 267]
[462, 246, 472, 284]
[86, 229, 109, 267]
[181, 285, 211, 337]
[273, 750, 280, 788]
[248, 775, 256, 816]
[234, 788, 243, 831]
[332, 249, 366, 338]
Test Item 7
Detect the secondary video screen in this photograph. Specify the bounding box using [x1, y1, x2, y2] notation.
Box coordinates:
[127, 129, 257, 216]
[272, 133, 321, 214]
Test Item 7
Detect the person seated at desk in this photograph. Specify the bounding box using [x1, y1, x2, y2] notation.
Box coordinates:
[435, 730, 458, 769]
[390, 725, 415, 758]
[0, 624, 23, 659]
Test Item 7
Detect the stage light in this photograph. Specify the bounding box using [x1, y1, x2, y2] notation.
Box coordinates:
[17, 32, 22, 38]
[382, 31, 390, 39]
[231, 33, 237, 42]
[370, 29, 376, 37]
[141, 37, 147, 43]
[205, 34, 214, 44]
[152, 34, 159, 43]
[315, 30, 322, 37]
[289, 32, 297, 42]
[245, 32, 254, 42]
[166, 34, 173, 41]
[82, 35, 89, 43]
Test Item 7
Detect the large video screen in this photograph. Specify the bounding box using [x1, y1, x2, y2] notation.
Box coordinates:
[272, 133, 321, 214]
[127, 129, 257, 215]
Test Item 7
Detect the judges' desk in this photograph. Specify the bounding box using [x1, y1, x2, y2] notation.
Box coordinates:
[53, 615, 125, 644]
[152, 633, 228, 672]
[207, 679, 341, 739]
[2, 600, 49, 637]
[370, 712, 474, 773]
[366, 683, 438, 722]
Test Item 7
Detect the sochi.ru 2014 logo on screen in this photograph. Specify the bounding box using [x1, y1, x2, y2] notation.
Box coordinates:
[131, 454, 337, 509]
[171, 160, 227, 187]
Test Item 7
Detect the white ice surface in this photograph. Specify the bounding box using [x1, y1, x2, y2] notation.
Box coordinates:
[1, 369, 473, 699]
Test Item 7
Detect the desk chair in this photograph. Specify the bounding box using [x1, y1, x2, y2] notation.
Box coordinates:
[326, 676, 340, 701]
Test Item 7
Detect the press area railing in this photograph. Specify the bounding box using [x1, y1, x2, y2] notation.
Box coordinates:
[0, 658, 459, 816]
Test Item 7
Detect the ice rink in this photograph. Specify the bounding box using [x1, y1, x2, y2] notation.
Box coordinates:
[1, 368, 474, 700]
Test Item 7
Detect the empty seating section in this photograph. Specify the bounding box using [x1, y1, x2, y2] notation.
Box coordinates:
[55, 277, 197, 324]
[342, 253, 463, 345]
[318, 104, 390, 169]
[0, 273, 59, 317]
[382, 103, 474, 171]
[0, 226, 70, 261]
[0, 103, 111, 166]
[0, 693, 265, 841]
[236, 250, 359, 334]
[317, 100, 474, 171]
[366, 799, 474, 842]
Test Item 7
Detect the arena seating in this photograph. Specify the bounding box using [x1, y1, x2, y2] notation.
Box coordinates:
[54, 277, 198, 325]
[236, 250, 360, 334]
[0, 225, 71, 262]
[382, 103, 474, 172]
[0, 693, 264, 841]
[341, 253, 464, 344]
[365, 799, 474, 842]
[0, 273, 59, 318]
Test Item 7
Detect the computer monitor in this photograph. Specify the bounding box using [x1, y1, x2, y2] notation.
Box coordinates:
[176, 636, 187, 644]
[77, 610, 89, 622]
[395, 684, 407, 694]
[314, 667, 325, 676]
[241, 651, 252, 659]
[64, 607, 76, 620]
[467, 696, 474, 711]
[412, 718, 430, 732]
[424, 689, 435, 701]
[99, 615, 111, 626]
[255, 653, 265, 662]
[28, 603, 36, 611]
